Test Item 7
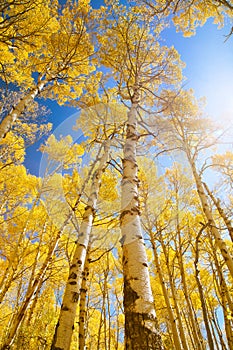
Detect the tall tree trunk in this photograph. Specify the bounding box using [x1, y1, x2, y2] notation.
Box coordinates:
[221, 289, 233, 350]
[51, 140, 111, 350]
[208, 241, 233, 350]
[97, 280, 105, 350]
[150, 235, 182, 350]
[0, 77, 47, 139]
[207, 301, 228, 350]
[78, 247, 90, 350]
[0, 224, 63, 350]
[194, 229, 215, 350]
[120, 92, 163, 350]
[182, 310, 195, 349]
[209, 235, 233, 318]
[203, 181, 233, 242]
[188, 157, 233, 278]
[209, 315, 220, 350]
[175, 224, 205, 350]
[0, 194, 41, 304]
[159, 237, 189, 350]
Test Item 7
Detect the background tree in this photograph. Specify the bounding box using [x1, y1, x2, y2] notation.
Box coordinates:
[140, 0, 233, 36]
[0, 0, 98, 139]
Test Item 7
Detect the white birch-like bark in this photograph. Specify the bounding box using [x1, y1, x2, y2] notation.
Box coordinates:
[0, 194, 41, 304]
[175, 221, 205, 350]
[159, 234, 189, 350]
[189, 159, 233, 279]
[78, 248, 90, 350]
[150, 237, 183, 350]
[51, 140, 111, 350]
[120, 92, 163, 350]
[194, 230, 215, 350]
[203, 182, 233, 242]
[0, 79, 46, 139]
[0, 221, 66, 350]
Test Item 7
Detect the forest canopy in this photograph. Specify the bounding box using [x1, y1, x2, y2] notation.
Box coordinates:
[0, 1, 233, 349]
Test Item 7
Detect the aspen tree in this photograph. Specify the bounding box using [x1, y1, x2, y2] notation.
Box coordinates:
[194, 228, 215, 350]
[208, 234, 233, 349]
[140, 164, 183, 350]
[0, 219, 71, 350]
[51, 139, 112, 350]
[78, 248, 90, 350]
[0, 1, 97, 139]
[158, 89, 233, 279]
[139, 0, 233, 36]
[157, 229, 189, 350]
[203, 181, 233, 242]
[0, 0, 56, 46]
[98, 3, 182, 348]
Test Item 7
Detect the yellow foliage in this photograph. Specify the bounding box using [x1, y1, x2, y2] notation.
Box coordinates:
[0, 131, 25, 163]
[40, 134, 84, 167]
[99, 169, 118, 201]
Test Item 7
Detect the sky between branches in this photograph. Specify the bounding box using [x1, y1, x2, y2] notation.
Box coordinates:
[24, 3, 233, 175]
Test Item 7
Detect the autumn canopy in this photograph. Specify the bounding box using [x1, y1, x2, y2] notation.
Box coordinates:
[0, 1, 233, 350]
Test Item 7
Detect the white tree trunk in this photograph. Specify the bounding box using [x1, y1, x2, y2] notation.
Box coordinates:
[120, 93, 163, 350]
[190, 159, 233, 279]
[0, 79, 46, 139]
[150, 237, 182, 350]
[51, 140, 111, 350]
[1, 228, 62, 350]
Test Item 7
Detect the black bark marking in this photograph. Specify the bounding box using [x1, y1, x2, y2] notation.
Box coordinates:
[84, 205, 95, 215]
[120, 210, 131, 221]
[78, 243, 86, 248]
[69, 272, 77, 280]
[123, 278, 163, 349]
[120, 207, 140, 223]
[119, 235, 126, 246]
[131, 207, 141, 215]
[124, 310, 163, 350]
[142, 263, 148, 267]
[77, 259, 82, 265]
[70, 264, 76, 269]
[69, 281, 77, 285]
[51, 322, 63, 350]
[124, 278, 139, 309]
[61, 305, 69, 311]
[72, 292, 79, 303]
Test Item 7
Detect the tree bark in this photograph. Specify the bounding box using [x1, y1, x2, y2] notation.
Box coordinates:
[203, 181, 233, 242]
[120, 92, 163, 350]
[0, 224, 63, 350]
[78, 249, 90, 350]
[189, 158, 233, 279]
[0, 78, 47, 139]
[159, 237, 189, 350]
[175, 222, 205, 350]
[194, 229, 215, 350]
[150, 236, 182, 350]
[51, 140, 111, 350]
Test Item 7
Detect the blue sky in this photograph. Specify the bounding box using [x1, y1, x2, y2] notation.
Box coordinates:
[163, 19, 233, 122]
[24, 9, 233, 175]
